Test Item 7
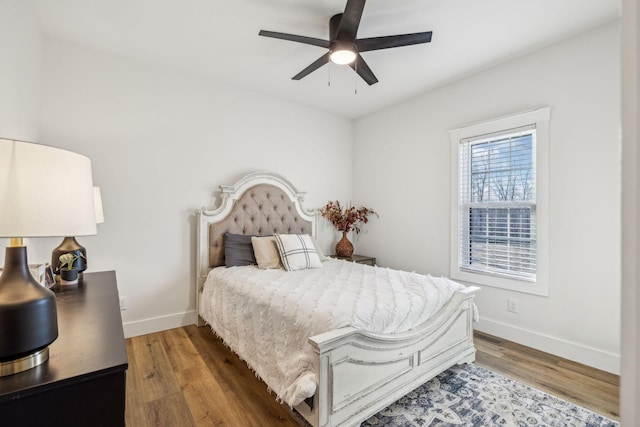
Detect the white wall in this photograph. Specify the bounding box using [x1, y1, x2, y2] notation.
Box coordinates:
[0, 0, 42, 141]
[37, 39, 353, 337]
[354, 22, 621, 373]
[0, 0, 44, 256]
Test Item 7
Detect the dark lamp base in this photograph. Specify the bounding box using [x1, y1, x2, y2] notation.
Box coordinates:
[0, 347, 49, 377]
[0, 246, 58, 369]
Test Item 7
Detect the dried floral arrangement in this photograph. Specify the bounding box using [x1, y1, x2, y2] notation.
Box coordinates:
[320, 201, 378, 234]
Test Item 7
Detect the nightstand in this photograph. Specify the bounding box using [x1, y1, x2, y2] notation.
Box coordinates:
[330, 254, 376, 266]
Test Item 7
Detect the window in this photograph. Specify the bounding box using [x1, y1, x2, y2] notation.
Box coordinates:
[462, 126, 536, 280]
[450, 108, 549, 295]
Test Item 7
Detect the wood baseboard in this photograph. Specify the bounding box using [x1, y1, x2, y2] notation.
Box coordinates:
[475, 318, 620, 374]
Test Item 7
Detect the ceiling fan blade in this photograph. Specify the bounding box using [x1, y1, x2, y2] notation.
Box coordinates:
[349, 54, 378, 85]
[292, 52, 331, 80]
[259, 30, 330, 48]
[337, 0, 366, 41]
[356, 31, 432, 52]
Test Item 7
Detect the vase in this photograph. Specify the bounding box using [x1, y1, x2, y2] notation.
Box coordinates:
[51, 238, 87, 275]
[60, 268, 79, 286]
[335, 231, 354, 257]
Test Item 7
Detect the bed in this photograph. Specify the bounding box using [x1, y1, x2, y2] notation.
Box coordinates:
[195, 171, 479, 427]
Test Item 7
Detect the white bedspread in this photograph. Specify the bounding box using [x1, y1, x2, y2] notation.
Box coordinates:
[200, 258, 465, 406]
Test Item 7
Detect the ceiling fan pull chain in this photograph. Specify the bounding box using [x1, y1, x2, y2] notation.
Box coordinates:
[328, 62, 331, 87]
[354, 61, 358, 95]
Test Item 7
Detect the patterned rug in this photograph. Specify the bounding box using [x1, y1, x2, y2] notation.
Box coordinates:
[360, 364, 618, 427]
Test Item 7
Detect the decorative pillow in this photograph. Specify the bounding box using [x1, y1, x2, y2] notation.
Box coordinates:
[274, 234, 323, 272]
[251, 236, 283, 269]
[224, 233, 256, 267]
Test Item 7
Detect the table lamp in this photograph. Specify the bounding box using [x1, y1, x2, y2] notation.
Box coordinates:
[51, 186, 104, 281]
[0, 139, 96, 376]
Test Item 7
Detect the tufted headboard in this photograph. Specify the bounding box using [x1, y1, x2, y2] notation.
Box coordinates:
[207, 183, 312, 268]
[195, 172, 317, 323]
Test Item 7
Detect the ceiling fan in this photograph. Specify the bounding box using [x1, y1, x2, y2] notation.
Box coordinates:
[258, 0, 432, 85]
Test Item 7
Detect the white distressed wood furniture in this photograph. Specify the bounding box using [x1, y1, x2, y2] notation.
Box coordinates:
[195, 171, 478, 427]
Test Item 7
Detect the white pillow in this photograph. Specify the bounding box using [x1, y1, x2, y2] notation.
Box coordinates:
[251, 236, 283, 269]
[274, 234, 323, 272]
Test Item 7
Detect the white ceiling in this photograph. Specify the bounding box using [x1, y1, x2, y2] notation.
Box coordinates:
[33, 0, 620, 119]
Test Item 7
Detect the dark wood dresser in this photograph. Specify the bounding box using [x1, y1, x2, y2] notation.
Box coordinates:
[0, 271, 128, 426]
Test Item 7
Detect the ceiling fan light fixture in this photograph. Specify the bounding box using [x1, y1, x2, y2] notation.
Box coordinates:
[259, 0, 432, 85]
[330, 42, 357, 65]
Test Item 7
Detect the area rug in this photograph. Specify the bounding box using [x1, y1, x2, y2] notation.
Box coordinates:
[359, 363, 618, 427]
[291, 363, 618, 426]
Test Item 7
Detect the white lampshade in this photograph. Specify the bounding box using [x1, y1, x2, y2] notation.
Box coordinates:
[0, 139, 97, 237]
[0, 138, 96, 376]
[94, 187, 104, 224]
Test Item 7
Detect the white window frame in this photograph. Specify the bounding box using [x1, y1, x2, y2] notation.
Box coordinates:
[450, 108, 550, 296]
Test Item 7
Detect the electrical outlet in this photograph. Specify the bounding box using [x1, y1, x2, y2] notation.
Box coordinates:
[119, 296, 127, 311]
[507, 297, 519, 313]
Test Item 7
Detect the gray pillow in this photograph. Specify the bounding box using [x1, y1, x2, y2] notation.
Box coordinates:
[224, 232, 256, 267]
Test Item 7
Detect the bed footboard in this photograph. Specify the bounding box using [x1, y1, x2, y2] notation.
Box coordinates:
[295, 286, 479, 427]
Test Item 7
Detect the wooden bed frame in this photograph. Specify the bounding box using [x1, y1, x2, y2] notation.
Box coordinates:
[195, 171, 478, 427]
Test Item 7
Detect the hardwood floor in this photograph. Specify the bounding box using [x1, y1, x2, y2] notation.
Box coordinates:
[125, 326, 619, 426]
[474, 331, 619, 421]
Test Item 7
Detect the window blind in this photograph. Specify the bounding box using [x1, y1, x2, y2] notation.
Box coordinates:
[458, 125, 537, 281]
